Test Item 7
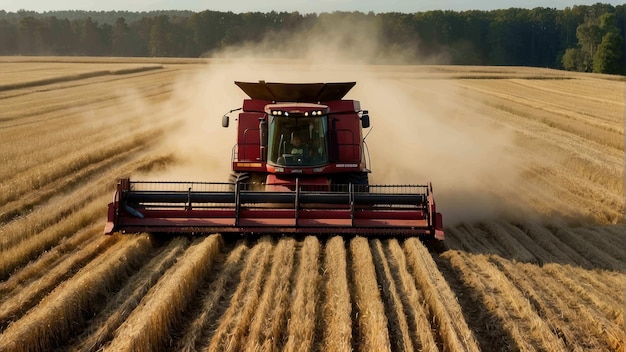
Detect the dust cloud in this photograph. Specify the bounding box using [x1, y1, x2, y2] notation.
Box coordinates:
[129, 18, 528, 225]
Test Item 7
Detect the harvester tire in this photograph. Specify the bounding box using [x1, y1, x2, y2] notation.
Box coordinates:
[228, 172, 250, 191]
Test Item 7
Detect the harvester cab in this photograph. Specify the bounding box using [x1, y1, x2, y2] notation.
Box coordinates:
[224, 81, 371, 191]
[105, 81, 444, 240]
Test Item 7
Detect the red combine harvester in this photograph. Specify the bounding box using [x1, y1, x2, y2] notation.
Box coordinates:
[105, 81, 444, 240]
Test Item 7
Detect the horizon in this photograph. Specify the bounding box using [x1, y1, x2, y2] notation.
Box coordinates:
[1, 0, 624, 14]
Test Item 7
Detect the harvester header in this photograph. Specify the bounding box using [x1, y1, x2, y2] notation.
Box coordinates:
[105, 81, 444, 240]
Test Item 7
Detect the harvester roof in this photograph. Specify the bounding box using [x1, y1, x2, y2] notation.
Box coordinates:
[235, 81, 356, 102]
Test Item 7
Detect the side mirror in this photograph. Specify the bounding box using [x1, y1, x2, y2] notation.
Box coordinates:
[361, 111, 370, 128]
[222, 115, 229, 128]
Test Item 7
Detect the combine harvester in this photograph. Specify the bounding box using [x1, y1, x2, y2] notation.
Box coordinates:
[105, 81, 444, 240]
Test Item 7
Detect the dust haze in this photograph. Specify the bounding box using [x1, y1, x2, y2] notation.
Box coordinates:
[128, 19, 533, 225]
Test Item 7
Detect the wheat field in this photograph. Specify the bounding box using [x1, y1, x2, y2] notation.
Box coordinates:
[0, 57, 624, 351]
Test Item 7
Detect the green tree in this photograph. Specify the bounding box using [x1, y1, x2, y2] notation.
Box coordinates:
[0, 19, 17, 54]
[17, 16, 44, 54]
[575, 20, 602, 70]
[112, 17, 136, 56]
[149, 15, 169, 56]
[593, 31, 624, 73]
[148, 15, 185, 56]
[73, 17, 106, 55]
[562, 47, 585, 70]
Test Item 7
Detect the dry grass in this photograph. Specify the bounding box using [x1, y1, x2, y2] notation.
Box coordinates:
[284, 236, 321, 352]
[441, 250, 568, 351]
[243, 237, 297, 351]
[321, 236, 352, 351]
[72, 237, 188, 352]
[106, 234, 222, 352]
[176, 241, 249, 352]
[0, 196, 112, 279]
[0, 223, 99, 299]
[0, 59, 163, 87]
[0, 153, 174, 279]
[0, 235, 152, 352]
[0, 59, 623, 351]
[0, 129, 162, 219]
[404, 239, 481, 352]
[369, 239, 414, 351]
[0, 225, 115, 329]
[349, 236, 391, 351]
[493, 257, 624, 351]
[207, 237, 274, 351]
[386, 239, 438, 351]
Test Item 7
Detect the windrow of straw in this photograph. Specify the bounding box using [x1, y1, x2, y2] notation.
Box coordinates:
[369, 239, 414, 352]
[558, 264, 625, 307]
[0, 152, 175, 279]
[543, 263, 625, 327]
[0, 195, 122, 280]
[321, 236, 352, 351]
[105, 234, 223, 352]
[386, 239, 438, 351]
[519, 224, 591, 267]
[403, 238, 480, 352]
[541, 265, 625, 351]
[0, 222, 101, 300]
[349, 236, 391, 351]
[0, 224, 115, 329]
[71, 237, 188, 352]
[443, 226, 487, 254]
[441, 250, 568, 351]
[0, 136, 145, 225]
[549, 227, 625, 271]
[243, 237, 297, 352]
[0, 70, 111, 91]
[176, 241, 249, 352]
[207, 237, 274, 352]
[575, 227, 626, 264]
[489, 256, 611, 351]
[480, 222, 537, 263]
[492, 222, 560, 265]
[456, 79, 624, 150]
[0, 65, 163, 91]
[0, 235, 152, 352]
[284, 236, 321, 352]
[0, 123, 157, 205]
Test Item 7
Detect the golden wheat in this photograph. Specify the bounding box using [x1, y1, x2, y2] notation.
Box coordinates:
[106, 234, 222, 352]
[72, 237, 187, 352]
[0, 59, 623, 351]
[0, 235, 152, 352]
[243, 237, 296, 352]
[284, 236, 321, 352]
[386, 239, 438, 351]
[321, 236, 352, 351]
[0, 225, 114, 328]
[404, 238, 481, 352]
[207, 237, 274, 351]
[350, 236, 391, 351]
[176, 241, 249, 352]
[442, 250, 568, 351]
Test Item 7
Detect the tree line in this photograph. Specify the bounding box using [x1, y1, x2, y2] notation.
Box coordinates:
[1, 4, 624, 74]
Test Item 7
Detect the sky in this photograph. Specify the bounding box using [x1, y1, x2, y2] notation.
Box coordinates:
[1, 0, 624, 13]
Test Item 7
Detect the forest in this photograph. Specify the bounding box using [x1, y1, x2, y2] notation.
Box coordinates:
[0, 3, 624, 74]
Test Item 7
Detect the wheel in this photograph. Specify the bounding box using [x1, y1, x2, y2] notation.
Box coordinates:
[228, 172, 249, 191]
[229, 172, 266, 191]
